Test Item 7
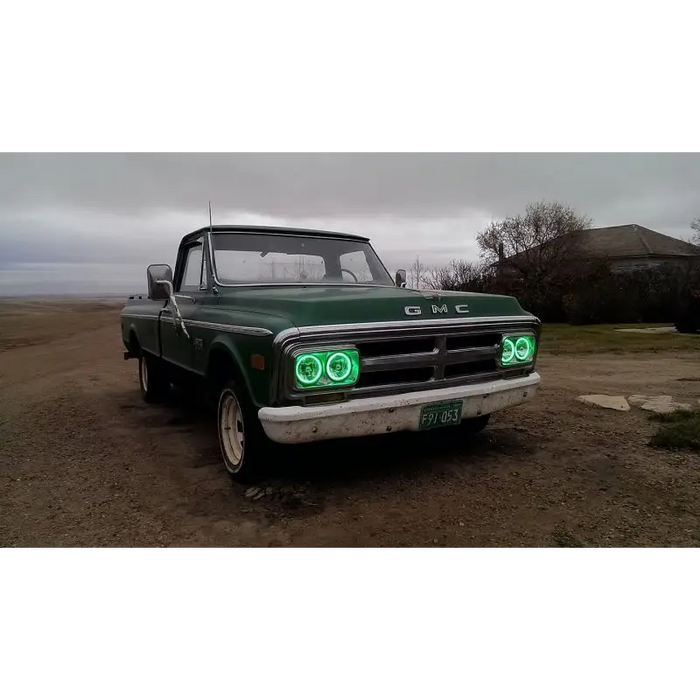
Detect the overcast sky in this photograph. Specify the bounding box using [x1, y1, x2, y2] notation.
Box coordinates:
[1, 153, 699, 295]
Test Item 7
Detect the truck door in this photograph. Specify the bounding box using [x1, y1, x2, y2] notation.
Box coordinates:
[160, 238, 206, 372]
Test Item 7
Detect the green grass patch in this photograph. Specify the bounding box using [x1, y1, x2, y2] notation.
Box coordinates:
[540, 324, 700, 355]
[649, 409, 700, 452]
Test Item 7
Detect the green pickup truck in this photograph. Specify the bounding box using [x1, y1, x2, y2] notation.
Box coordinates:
[121, 225, 541, 481]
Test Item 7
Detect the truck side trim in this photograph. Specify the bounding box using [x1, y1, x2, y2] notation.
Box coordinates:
[187, 320, 273, 337]
[121, 314, 273, 336]
[122, 313, 161, 321]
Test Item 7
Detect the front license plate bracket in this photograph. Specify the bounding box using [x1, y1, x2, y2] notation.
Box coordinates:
[418, 400, 464, 431]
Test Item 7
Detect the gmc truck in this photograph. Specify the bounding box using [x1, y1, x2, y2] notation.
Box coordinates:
[121, 225, 541, 481]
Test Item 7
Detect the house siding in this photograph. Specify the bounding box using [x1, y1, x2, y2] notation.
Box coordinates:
[610, 257, 699, 271]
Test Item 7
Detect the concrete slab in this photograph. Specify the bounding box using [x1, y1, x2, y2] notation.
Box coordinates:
[640, 400, 692, 414]
[578, 395, 630, 411]
[628, 394, 673, 407]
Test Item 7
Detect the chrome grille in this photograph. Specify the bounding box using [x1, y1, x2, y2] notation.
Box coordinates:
[271, 315, 541, 405]
[352, 331, 503, 397]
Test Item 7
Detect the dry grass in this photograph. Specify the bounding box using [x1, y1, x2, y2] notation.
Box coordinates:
[649, 409, 700, 452]
[540, 324, 700, 355]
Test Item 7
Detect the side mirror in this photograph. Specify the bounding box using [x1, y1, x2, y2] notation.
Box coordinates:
[147, 264, 173, 301]
[395, 269, 407, 288]
[146, 263, 190, 340]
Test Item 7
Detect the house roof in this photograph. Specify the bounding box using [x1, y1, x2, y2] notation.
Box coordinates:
[499, 224, 700, 267]
[572, 224, 700, 259]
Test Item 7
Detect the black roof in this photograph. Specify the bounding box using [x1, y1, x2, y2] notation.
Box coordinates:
[181, 224, 369, 247]
[501, 223, 700, 266]
[574, 225, 700, 258]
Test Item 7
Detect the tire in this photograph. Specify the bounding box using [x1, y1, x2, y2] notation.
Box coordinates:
[139, 352, 171, 404]
[460, 414, 490, 435]
[217, 380, 270, 483]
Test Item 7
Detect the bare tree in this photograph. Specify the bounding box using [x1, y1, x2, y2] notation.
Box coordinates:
[477, 201, 592, 267]
[407, 256, 430, 289]
[691, 218, 700, 245]
[474, 201, 593, 317]
[427, 259, 494, 292]
[477, 201, 592, 293]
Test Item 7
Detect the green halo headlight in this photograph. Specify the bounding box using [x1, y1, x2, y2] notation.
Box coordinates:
[501, 338, 516, 364]
[295, 354, 323, 385]
[326, 352, 352, 382]
[293, 348, 360, 390]
[515, 336, 532, 361]
[501, 335, 536, 366]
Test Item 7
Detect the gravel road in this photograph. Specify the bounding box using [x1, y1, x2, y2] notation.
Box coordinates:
[1, 301, 699, 547]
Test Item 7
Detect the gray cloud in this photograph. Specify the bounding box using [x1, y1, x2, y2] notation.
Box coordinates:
[1, 153, 699, 294]
[3, 153, 700, 222]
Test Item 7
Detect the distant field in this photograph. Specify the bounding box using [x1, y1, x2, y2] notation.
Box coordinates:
[0, 298, 122, 351]
[540, 323, 699, 354]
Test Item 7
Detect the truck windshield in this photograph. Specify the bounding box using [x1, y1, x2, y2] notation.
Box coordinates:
[211, 233, 394, 286]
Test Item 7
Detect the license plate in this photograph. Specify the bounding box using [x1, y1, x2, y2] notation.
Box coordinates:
[418, 400, 463, 431]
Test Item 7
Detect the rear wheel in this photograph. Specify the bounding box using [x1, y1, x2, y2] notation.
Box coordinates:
[460, 414, 490, 435]
[139, 353, 170, 403]
[217, 381, 270, 483]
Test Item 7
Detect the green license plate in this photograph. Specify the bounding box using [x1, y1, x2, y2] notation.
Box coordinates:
[418, 400, 463, 431]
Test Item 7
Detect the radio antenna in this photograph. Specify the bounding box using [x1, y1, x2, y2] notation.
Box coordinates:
[208, 200, 213, 233]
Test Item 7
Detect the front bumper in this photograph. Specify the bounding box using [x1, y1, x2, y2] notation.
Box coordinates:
[258, 372, 540, 444]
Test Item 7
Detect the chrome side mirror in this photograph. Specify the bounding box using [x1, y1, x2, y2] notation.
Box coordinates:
[147, 264, 173, 300]
[395, 269, 407, 288]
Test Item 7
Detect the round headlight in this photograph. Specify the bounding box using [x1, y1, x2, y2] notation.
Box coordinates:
[295, 354, 323, 385]
[502, 338, 515, 364]
[515, 337, 532, 361]
[326, 352, 352, 382]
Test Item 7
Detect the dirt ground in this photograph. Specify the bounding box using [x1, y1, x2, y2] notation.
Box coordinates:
[1, 299, 699, 547]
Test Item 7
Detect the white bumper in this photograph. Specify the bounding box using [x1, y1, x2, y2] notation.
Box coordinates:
[258, 372, 540, 444]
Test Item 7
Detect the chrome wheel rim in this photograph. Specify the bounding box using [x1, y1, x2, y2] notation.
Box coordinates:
[220, 391, 244, 469]
[139, 358, 148, 391]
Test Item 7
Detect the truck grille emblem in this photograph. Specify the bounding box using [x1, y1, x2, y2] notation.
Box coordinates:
[404, 304, 471, 316]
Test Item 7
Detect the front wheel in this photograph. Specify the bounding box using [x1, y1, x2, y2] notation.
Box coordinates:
[217, 381, 269, 483]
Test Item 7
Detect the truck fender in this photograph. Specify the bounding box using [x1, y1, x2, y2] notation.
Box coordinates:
[205, 336, 255, 400]
[123, 323, 141, 358]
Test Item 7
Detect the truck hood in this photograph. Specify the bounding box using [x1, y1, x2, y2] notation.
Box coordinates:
[217, 285, 531, 328]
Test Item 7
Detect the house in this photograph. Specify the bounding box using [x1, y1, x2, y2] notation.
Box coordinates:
[569, 224, 700, 270]
[498, 224, 700, 274]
